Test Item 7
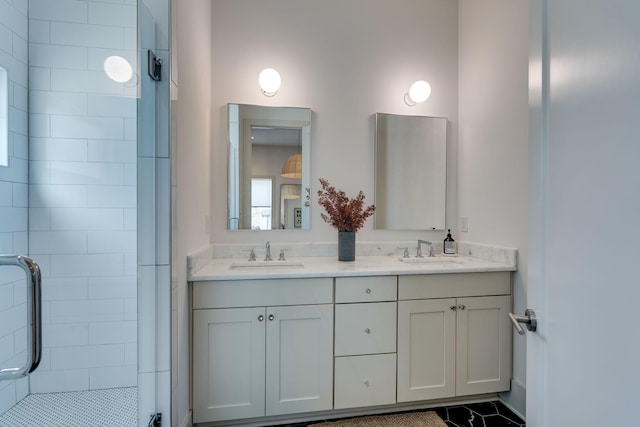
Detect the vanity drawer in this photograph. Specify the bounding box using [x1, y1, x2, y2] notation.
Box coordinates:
[335, 276, 397, 303]
[192, 278, 333, 309]
[334, 354, 397, 409]
[398, 272, 510, 300]
[335, 302, 397, 356]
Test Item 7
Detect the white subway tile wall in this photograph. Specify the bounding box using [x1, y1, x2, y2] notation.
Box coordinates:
[26, 0, 138, 396]
[0, 0, 30, 417]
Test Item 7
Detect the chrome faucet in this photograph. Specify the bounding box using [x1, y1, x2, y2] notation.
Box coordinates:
[397, 247, 410, 258]
[417, 240, 434, 258]
[278, 249, 287, 261]
[264, 241, 272, 261]
[243, 248, 256, 261]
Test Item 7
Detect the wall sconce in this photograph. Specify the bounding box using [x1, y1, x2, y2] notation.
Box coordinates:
[103, 56, 133, 83]
[259, 68, 281, 97]
[404, 80, 432, 106]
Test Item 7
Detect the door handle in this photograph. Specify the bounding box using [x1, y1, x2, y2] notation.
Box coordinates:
[0, 255, 42, 379]
[508, 309, 537, 335]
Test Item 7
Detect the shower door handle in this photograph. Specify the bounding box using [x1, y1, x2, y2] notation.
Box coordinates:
[0, 255, 42, 380]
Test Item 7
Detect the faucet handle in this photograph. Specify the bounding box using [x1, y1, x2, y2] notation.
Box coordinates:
[397, 247, 410, 258]
[278, 249, 287, 261]
[243, 248, 256, 261]
[264, 241, 272, 261]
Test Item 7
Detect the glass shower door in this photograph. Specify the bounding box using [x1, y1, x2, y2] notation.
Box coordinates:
[0, 0, 171, 425]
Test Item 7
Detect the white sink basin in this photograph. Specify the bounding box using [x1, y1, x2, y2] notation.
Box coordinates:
[230, 261, 304, 270]
[399, 257, 460, 264]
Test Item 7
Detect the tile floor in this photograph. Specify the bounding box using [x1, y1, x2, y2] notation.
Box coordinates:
[434, 401, 525, 427]
[0, 387, 137, 427]
[0, 389, 524, 427]
[279, 400, 525, 427]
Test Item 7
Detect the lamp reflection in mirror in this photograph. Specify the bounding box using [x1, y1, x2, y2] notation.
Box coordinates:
[404, 80, 432, 106]
[280, 184, 301, 199]
[259, 68, 281, 96]
[281, 153, 302, 178]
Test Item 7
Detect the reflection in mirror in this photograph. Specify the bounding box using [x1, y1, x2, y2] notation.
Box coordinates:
[280, 184, 302, 229]
[375, 113, 447, 230]
[228, 104, 311, 230]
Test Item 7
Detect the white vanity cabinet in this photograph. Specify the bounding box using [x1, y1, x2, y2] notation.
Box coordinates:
[397, 273, 512, 402]
[192, 278, 334, 424]
[190, 265, 514, 425]
[333, 276, 398, 409]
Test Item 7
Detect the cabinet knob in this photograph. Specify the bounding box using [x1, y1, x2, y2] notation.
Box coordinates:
[364, 380, 370, 387]
[458, 304, 466, 310]
[268, 314, 275, 321]
[450, 305, 458, 311]
[258, 315, 264, 322]
[365, 288, 372, 294]
[364, 328, 371, 334]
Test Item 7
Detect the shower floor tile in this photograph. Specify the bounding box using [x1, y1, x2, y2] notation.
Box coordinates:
[0, 387, 137, 427]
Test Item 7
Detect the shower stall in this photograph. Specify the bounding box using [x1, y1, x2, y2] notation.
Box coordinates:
[0, 0, 171, 425]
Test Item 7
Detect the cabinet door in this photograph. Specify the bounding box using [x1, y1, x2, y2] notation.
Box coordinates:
[397, 298, 456, 402]
[456, 295, 511, 396]
[265, 304, 334, 416]
[192, 308, 266, 423]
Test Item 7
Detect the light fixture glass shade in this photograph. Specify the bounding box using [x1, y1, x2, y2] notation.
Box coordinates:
[280, 184, 301, 199]
[281, 153, 302, 178]
[104, 56, 133, 83]
[405, 80, 432, 105]
[259, 68, 281, 96]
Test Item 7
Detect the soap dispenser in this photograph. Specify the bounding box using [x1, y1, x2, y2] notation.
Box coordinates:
[443, 229, 456, 255]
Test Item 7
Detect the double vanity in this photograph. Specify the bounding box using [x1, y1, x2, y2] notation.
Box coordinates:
[188, 243, 517, 426]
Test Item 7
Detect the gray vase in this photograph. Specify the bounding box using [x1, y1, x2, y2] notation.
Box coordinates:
[338, 231, 355, 262]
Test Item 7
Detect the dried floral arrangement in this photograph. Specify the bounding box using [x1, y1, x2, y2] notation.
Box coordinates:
[315, 178, 375, 232]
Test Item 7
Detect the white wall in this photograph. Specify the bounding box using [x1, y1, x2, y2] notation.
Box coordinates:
[209, 0, 459, 244]
[0, 0, 29, 416]
[27, 0, 138, 394]
[176, 0, 529, 421]
[458, 0, 529, 416]
[174, 0, 212, 425]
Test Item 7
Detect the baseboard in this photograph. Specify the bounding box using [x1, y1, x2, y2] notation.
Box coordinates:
[180, 410, 193, 427]
[499, 378, 526, 421]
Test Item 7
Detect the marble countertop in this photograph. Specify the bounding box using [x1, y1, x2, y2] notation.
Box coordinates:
[188, 254, 516, 281]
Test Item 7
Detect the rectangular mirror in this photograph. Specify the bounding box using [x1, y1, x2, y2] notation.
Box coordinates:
[374, 113, 447, 230]
[227, 104, 311, 230]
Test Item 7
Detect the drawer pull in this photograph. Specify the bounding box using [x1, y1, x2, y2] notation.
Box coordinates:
[365, 288, 372, 294]
[364, 328, 371, 334]
[268, 314, 275, 321]
[258, 315, 264, 322]
[364, 380, 370, 387]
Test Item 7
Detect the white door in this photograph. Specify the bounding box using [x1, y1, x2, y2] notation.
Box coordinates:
[456, 296, 511, 396]
[265, 304, 333, 416]
[528, 1, 640, 425]
[192, 308, 266, 423]
[397, 298, 456, 402]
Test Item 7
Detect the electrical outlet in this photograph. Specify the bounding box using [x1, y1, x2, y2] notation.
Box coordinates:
[461, 216, 469, 232]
